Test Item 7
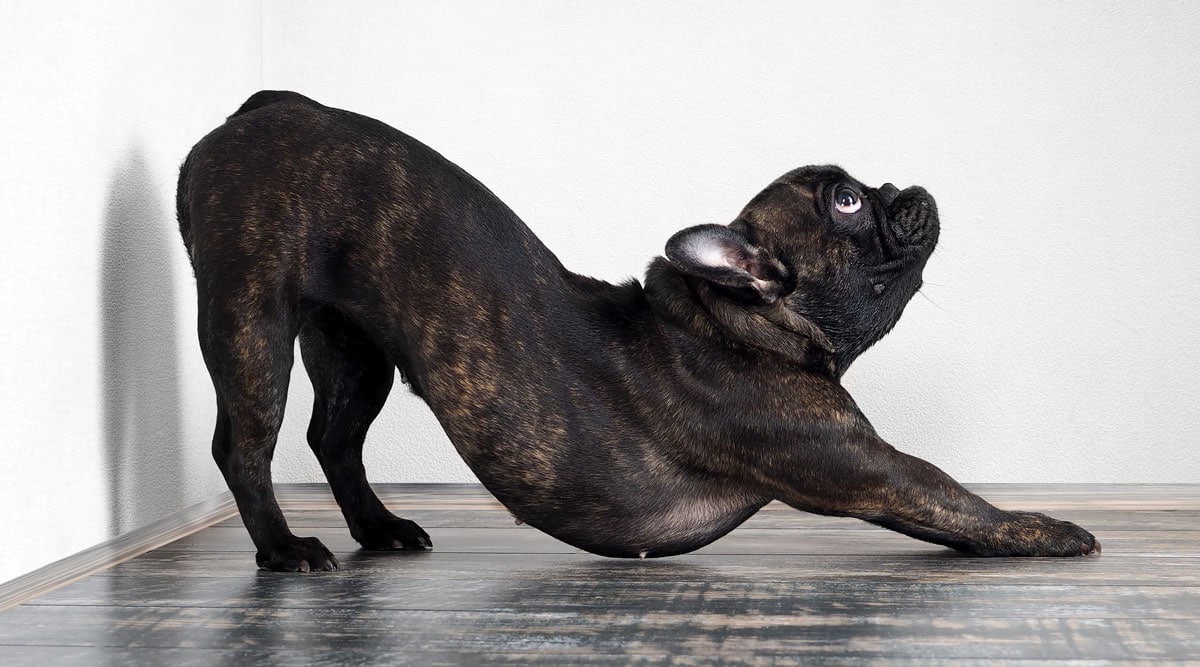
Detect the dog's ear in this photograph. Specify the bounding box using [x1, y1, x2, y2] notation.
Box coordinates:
[665, 224, 787, 304]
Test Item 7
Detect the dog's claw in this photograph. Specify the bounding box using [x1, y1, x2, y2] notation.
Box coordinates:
[256, 536, 338, 572]
[387, 535, 431, 550]
[354, 516, 432, 551]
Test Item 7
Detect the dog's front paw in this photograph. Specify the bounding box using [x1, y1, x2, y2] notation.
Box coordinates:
[255, 536, 339, 572]
[988, 511, 1101, 557]
[352, 516, 433, 551]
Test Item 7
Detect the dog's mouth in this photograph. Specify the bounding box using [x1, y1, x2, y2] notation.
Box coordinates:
[877, 186, 939, 257]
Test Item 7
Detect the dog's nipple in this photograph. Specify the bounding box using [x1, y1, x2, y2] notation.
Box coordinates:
[874, 283, 886, 294]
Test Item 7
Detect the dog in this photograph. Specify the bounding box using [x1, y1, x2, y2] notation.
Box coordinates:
[177, 91, 1099, 571]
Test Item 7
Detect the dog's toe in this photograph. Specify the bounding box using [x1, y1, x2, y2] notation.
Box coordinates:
[256, 536, 339, 572]
[354, 516, 433, 551]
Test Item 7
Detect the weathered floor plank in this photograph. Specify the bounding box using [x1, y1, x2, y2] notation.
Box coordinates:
[1, 648, 1188, 667]
[152, 524, 1200, 557]
[55, 551, 1200, 586]
[2, 604, 1199, 660]
[2, 483, 1199, 664]
[246, 507, 1200, 532]
[25, 572, 1200, 620]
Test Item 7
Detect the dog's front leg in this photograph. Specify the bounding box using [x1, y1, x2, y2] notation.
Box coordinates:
[769, 435, 1100, 556]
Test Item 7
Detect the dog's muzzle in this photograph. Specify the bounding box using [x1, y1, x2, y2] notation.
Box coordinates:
[886, 185, 939, 250]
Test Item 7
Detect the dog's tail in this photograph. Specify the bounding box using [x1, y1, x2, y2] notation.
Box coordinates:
[178, 91, 321, 269]
[175, 149, 196, 270]
[228, 90, 318, 120]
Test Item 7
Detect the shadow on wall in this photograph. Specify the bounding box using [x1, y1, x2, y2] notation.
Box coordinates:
[100, 146, 184, 535]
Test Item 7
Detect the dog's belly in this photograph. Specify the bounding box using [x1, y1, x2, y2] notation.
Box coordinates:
[458, 448, 768, 556]
[538, 492, 768, 558]
[364, 302, 773, 558]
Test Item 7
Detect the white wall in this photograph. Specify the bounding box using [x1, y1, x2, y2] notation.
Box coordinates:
[2, 1, 1198, 585]
[261, 1, 1200, 487]
[0, 2, 262, 584]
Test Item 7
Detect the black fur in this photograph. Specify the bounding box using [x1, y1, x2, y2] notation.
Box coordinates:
[177, 91, 1098, 571]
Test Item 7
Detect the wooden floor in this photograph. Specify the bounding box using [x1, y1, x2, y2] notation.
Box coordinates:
[1, 484, 1198, 664]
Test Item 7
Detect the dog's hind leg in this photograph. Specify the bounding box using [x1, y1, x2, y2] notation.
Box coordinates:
[200, 304, 338, 572]
[299, 305, 432, 551]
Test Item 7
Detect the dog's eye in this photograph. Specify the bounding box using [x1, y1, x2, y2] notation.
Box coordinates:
[834, 188, 862, 214]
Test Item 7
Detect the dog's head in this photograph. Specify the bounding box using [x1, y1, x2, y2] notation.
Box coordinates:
[663, 165, 939, 376]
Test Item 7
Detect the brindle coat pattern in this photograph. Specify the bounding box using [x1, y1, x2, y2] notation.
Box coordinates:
[178, 91, 1098, 571]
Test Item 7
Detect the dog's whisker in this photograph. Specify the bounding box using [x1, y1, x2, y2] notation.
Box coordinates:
[916, 288, 947, 312]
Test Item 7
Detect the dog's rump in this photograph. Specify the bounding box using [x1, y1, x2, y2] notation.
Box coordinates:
[174, 91, 317, 261]
[176, 91, 572, 319]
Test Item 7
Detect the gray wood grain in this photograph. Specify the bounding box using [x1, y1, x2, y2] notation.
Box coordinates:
[68, 550, 1200, 586]
[3, 483, 1200, 663]
[0, 646, 1183, 667]
[27, 572, 1200, 620]
[155, 524, 1200, 557]
[237, 507, 1200, 532]
[2, 604, 1199, 660]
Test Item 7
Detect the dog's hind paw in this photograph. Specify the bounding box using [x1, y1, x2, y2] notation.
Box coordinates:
[352, 516, 433, 551]
[255, 536, 339, 572]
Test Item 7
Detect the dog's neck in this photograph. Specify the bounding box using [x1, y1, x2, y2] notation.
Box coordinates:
[643, 258, 837, 377]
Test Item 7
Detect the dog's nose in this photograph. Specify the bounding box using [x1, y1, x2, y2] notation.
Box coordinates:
[876, 183, 900, 208]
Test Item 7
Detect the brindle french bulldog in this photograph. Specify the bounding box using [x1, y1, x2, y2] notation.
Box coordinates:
[177, 90, 1099, 571]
